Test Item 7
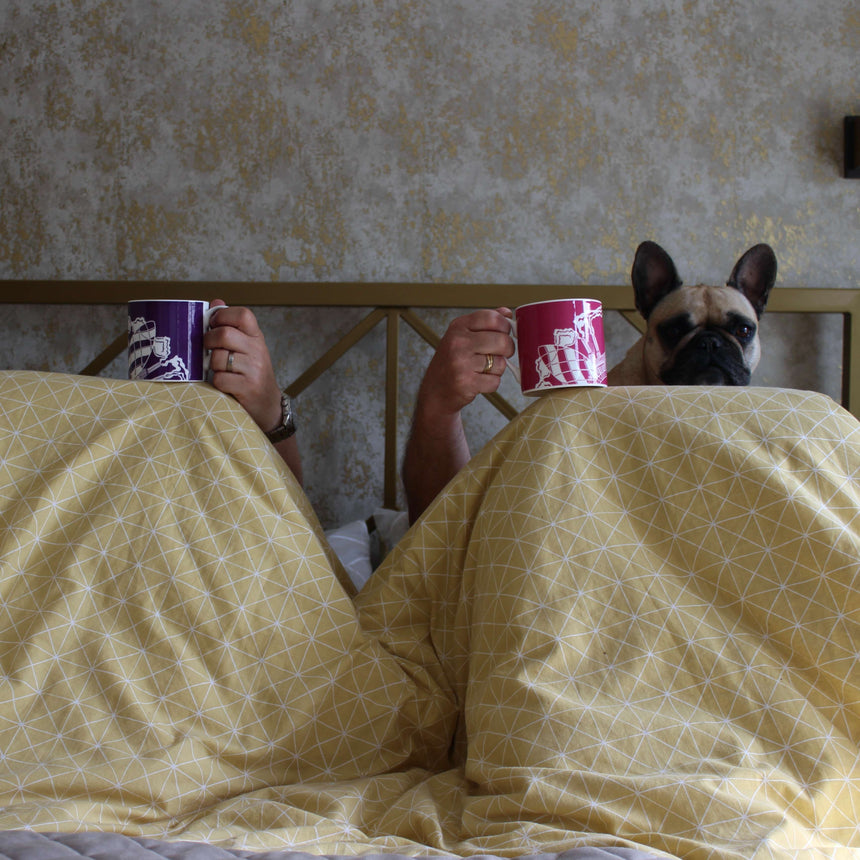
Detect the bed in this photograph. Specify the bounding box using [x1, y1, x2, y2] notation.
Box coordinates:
[0, 282, 858, 859]
[1, 280, 857, 518]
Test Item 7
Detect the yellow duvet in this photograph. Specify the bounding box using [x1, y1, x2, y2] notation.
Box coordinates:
[0, 371, 857, 859]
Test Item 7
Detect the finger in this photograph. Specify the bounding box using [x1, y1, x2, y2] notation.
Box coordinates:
[207, 305, 263, 337]
[211, 347, 240, 375]
[207, 299, 229, 329]
[210, 368, 245, 398]
[472, 366, 504, 392]
[216, 346, 266, 381]
[471, 330, 516, 359]
[205, 320, 254, 354]
[475, 353, 510, 376]
[458, 308, 513, 335]
[203, 307, 265, 354]
[211, 348, 258, 392]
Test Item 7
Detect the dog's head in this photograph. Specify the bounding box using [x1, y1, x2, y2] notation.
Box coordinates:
[632, 241, 777, 386]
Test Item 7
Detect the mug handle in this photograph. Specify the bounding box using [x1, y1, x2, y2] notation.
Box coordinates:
[203, 304, 228, 375]
[507, 315, 521, 384]
[204, 303, 228, 327]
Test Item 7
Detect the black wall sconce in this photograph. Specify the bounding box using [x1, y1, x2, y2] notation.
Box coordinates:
[846, 116, 860, 179]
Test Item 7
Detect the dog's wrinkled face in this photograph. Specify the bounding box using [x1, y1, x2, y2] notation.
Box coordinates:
[644, 283, 761, 385]
[630, 241, 777, 386]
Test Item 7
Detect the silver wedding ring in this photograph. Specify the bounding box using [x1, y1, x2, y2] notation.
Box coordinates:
[483, 354, 494, 374]
[226, 351, 235, 373]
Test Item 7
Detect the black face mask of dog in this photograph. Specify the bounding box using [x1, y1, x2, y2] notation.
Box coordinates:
[607, 241, 777, 387]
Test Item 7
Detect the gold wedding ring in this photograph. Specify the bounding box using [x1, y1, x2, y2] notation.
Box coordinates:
[483, 354, 494, 374]
[226, 351, 235, 373]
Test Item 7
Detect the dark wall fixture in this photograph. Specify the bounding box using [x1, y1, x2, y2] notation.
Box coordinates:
[846, 116, 860, 179]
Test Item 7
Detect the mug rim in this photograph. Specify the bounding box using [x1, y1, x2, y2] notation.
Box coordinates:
[516, 298, 602, 311]
[522, 381, 608, 396]
[128, 298, 208, 305]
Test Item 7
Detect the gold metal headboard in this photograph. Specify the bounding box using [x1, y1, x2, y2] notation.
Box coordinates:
[1, 280, 858, 508]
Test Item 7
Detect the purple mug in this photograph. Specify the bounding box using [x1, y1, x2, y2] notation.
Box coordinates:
[128, 299, 219, 382]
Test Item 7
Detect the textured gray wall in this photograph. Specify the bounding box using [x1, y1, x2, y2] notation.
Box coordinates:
[1, 1, 858, 526]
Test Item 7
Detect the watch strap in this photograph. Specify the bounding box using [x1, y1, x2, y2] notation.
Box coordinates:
[265, 392, 296, 443]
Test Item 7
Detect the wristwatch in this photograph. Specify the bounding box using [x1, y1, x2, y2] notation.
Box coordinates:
[265, 391, 296, 443]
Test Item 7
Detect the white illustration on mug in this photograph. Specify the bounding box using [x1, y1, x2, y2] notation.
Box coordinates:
[128, 317, 189, 380]
[534, 311, 605, 388]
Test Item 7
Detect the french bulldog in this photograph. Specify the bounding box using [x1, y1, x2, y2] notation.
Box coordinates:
[607, 241, 777, 386]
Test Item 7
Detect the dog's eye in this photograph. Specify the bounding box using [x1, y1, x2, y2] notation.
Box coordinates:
[657, 316, 694, 348]
[733, 323, 755, 342]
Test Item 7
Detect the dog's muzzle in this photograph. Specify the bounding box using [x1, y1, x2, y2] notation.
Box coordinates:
[661, 330, 752, 386]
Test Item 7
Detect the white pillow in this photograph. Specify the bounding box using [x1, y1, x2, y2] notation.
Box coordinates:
[325, 509, 410, 592]
[372, 507, 409, 556]
[324, 519, 373, 591]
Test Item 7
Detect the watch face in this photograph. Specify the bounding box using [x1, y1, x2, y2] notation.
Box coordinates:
[266, 394, 296, 443]
[281, 394, 294, 429]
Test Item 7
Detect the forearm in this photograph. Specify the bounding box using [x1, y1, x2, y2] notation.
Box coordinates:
[402, 404, 471, 524]
[273, 436, 303, 487]
[205, 303, 302, 485]
[402, 307, 513, 523]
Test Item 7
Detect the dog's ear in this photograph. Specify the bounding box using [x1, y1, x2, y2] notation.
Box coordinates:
[631, 241, 683, 320]
[726, 244, 777, 318]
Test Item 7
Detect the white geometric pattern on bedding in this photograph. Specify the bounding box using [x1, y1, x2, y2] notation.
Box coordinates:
[0, 371, 858, 860]
[356, 385, 860, 858]
[0, 371, 454, 852]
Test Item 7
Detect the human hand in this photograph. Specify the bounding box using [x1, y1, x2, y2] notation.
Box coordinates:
[205, 300, 282, 434]
[417, 308, 515, 418]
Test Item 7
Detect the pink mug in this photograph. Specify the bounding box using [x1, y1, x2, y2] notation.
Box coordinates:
[514, 299, 607, 395]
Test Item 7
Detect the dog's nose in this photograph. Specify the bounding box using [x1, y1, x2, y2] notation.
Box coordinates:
[696, 332, 723, 352]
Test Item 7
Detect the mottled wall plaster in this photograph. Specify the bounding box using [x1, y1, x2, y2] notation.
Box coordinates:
[1, 1, 858, 526]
